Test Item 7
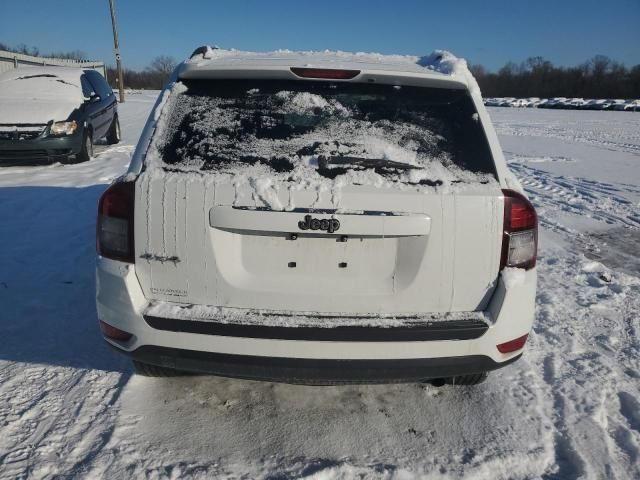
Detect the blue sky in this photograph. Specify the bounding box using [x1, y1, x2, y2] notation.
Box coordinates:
[2, 0, 639, 71]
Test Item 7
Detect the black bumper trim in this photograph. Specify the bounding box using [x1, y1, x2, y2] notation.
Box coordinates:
[143, 315, 489, 342]
[120, 344, 521, 384]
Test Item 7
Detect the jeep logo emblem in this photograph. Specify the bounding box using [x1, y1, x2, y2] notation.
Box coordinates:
[298, 215, 340, 233]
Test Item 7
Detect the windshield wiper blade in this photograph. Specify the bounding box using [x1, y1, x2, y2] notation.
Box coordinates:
[318, 155, 420, 170]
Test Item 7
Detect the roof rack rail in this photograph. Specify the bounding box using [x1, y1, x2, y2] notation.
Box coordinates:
[190, 45, 219, 59]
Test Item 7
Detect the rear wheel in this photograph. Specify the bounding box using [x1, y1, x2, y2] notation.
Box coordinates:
[132, 360, 186, 377]
[445, 372, 488, 386]
[106, 115, 121, 145]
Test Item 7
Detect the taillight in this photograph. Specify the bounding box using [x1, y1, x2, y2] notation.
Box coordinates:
[97, 181, 135, 263]
[290, 67, 360, 80]
[99, 320, 133, 342]
[500, 189, 538, 270]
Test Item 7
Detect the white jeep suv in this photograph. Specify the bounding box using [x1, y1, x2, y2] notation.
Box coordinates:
[96, 47, 537, 385]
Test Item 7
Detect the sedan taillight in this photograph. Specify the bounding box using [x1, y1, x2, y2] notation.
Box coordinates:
[97, 181, 135, 263]
[500, 189, 538, 270]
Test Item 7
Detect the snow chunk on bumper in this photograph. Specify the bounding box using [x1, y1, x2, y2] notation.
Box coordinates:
[502, 267, 527, 289]
[144, 302, 491, 329]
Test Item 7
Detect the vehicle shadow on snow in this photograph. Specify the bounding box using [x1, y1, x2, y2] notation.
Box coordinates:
[0, 185, 130, 374]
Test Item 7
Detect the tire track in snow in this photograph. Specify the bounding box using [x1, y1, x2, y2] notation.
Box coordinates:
[530, 253, 640, 479]
[512, 162, 640, 231]
[0, 92, 157, 479]
[507, 147, 640, 478]
[491, 109, 640, 157]
[0, 366, 127, 479]
[501, 127, 640, 155]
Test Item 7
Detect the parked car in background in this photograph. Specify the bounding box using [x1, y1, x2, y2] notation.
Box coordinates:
[0, 66, 120, 166]
[579, 99, 599, 110]
[588, 99, 617, 110]
[548, 98, 571, 109]
[511, 99, 529, 108]
[498, 97, 516, 107]
[484, 96, 639, 112]
[613, 101, 633, 111]
[484, 98, 502, 107]
[604, 99, 626, 110]
[622, 101, 640, 111]
[556, 98, 581, 109]
[538, 98, 559, 108]
[97, 47, 538, 386]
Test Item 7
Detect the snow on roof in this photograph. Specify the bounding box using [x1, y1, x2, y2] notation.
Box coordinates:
[183, 47, 481, 95]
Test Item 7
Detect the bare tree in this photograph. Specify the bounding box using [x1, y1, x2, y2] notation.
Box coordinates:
[46, 50, 87, 61]
[15, 43, 39, 56]
[149, 56, 177, 76]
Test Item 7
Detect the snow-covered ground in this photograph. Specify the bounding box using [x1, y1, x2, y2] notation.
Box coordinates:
[0, 94, 639, 479]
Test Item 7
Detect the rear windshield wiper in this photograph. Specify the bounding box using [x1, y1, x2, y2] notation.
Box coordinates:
[318, 155, 420, 171]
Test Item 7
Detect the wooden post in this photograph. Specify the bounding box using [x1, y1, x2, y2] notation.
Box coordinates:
[108, 0, 125, 103]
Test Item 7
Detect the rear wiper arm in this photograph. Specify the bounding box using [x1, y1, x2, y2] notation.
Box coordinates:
[318, 155, 420, 170]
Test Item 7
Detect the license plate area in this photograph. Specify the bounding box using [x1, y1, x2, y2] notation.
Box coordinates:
[239, 232, 398, 277]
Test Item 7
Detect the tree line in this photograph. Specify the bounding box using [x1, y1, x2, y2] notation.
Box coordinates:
[2, 41, 639, 98]
[113, 54, 639, 99]
[471, 55, 640, 99]
[0, 41, 88, 61]
[106, 55, 176, 90]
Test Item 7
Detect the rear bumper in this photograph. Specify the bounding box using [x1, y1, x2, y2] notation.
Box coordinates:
[97, 257, 536, 383]
[120, 344, 521, 384]
[143, 314, 489, 341]
[0, 134, 82, 165]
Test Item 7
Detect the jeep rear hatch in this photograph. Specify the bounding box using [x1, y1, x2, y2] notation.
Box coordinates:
[133, 79, 503, 315]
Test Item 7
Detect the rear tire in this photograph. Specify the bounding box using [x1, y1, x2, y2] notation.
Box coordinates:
[106, 115, 121, 145]
[132, 360, 186, 377]
[445, 372, 488, 386]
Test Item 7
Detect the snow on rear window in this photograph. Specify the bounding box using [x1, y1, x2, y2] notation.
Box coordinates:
[150, 79, 496, 188]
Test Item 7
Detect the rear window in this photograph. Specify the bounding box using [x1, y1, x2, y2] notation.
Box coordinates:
[153, 79, 496, 185]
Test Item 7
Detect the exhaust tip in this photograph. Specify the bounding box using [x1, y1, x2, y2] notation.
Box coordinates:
[429, 378, 446, 387]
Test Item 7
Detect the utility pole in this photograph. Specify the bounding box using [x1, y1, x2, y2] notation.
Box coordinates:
[108, 0, 125, 103]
